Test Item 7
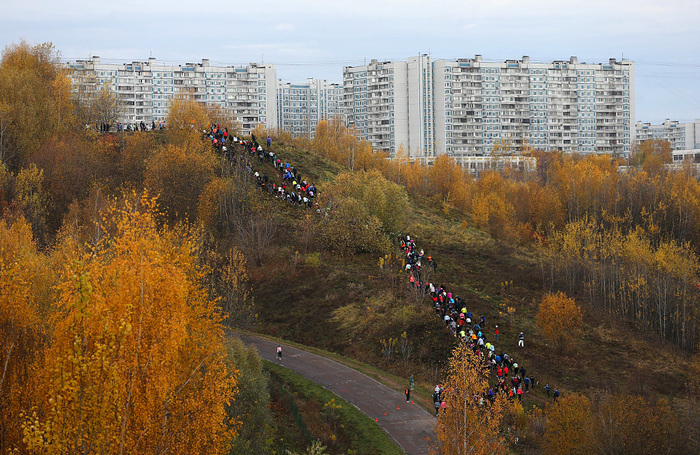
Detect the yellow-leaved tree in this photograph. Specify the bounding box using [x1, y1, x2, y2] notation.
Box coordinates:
[0, 40, 74, 168]
[434, 342, 506, 455]
[22, 194, 237, 454]
[166, 94, 211, 146]
[144, 143, 217, 222]
[543, 393, 593, 455]
[536, 291, 583, 354]
[0, 215, 54, 454]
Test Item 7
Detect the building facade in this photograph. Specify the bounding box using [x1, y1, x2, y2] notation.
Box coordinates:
[343, 59, 409, 155]
[344, 55, 635, 157]
[635, 119, 700, 151]
[66, 57, 278, 133]
[277, 78, 344, 138]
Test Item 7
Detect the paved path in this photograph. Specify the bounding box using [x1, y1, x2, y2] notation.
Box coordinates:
[234, 333, 436, 455]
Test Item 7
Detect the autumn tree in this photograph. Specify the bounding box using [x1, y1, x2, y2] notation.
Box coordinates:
[629, 139, 672, 169]
[590, 393, 674, 455]
[166, 94, 211, 145]
[543, 394, 593, 455]
[318, 197, 390, 255]
[200, 244, 256, 329]
[427, 154, 470, 207]
[22, 194, 237, 454]
[14, 163, 49, 242]
[30, 132, 122, 236]
[470, 171, 516, 239]
[0, 40, 74, 168]
[144, 143, 217, 222]
[118, 131, 156, 188]
[536, 292, 583, 354]
[434, 342, 506, 455]
[0, 216, 53, 454]
[321, 169, 409, 235]
[198, 163, 258, 237]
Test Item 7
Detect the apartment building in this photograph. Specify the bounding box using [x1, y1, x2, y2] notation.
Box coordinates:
[635, 119, 700, 150]
[65, 57, 278, 133]
[277, 78, 344, 138]
[345, 55, 635, 157]
[343, 60, 409, 155]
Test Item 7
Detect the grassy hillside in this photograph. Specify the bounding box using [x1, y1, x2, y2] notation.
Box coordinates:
[243, 139, 695, 451]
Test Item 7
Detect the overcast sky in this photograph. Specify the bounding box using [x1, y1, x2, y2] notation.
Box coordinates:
[2, 0, 699, 123]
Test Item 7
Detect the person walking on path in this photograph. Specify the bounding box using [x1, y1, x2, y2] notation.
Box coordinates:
[518, 332, 525, 348]
[433, 390, 441, 416]
[276, 345, 282, 360]
[553, 389, 560, 403]
[545, 383, 550, 398]
[405, 387, 411, 403]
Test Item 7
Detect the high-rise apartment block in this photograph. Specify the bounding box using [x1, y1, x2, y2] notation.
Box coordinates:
[66, 57, 278, 133]
[343, 60, 408, 153]
[344, 55, 635, 157]
[635, 119, 700, 150]
[277, 78, 344, 138]
[67, 54, 635, 156]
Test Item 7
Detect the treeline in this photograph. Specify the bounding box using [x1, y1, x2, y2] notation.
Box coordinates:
[0, 198, 241, 453]
[285, 119, 700, 351]
[0, 42, 266, 454]
[434, 320, 700, 455]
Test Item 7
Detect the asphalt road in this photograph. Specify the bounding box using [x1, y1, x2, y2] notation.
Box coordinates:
[234, 333, 436, 455]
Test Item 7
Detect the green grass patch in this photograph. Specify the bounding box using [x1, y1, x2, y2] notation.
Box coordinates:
[265, 360, 404, 455]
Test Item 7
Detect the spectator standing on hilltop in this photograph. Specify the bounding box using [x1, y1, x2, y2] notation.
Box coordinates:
[518, 332, 525, 348]
[495, 325, 499, 342]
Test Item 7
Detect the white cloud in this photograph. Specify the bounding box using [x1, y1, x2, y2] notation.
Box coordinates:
[274, 23, 296, 32]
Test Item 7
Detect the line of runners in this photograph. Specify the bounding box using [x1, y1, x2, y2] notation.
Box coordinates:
[398, 234, 560, 414]
[199, 128, 562, 410]
[206, 125, 321, 209]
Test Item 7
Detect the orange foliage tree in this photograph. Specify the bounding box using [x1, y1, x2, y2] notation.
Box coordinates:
[144, 144, 217, 222]
[590, 393, 674, 454]
[0, 41, 74, 168]
[536, 292, 583, 354]
[629, 139, 672, 168]
[0, 216, 54, 454]
[22, 195, 237, 454]
[434, 342, 506, 455]
[543, 394, 593, 455]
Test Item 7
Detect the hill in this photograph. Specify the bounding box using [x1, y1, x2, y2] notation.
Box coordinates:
[242, 137, 698, 453]
[0, 44, 697, 452]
